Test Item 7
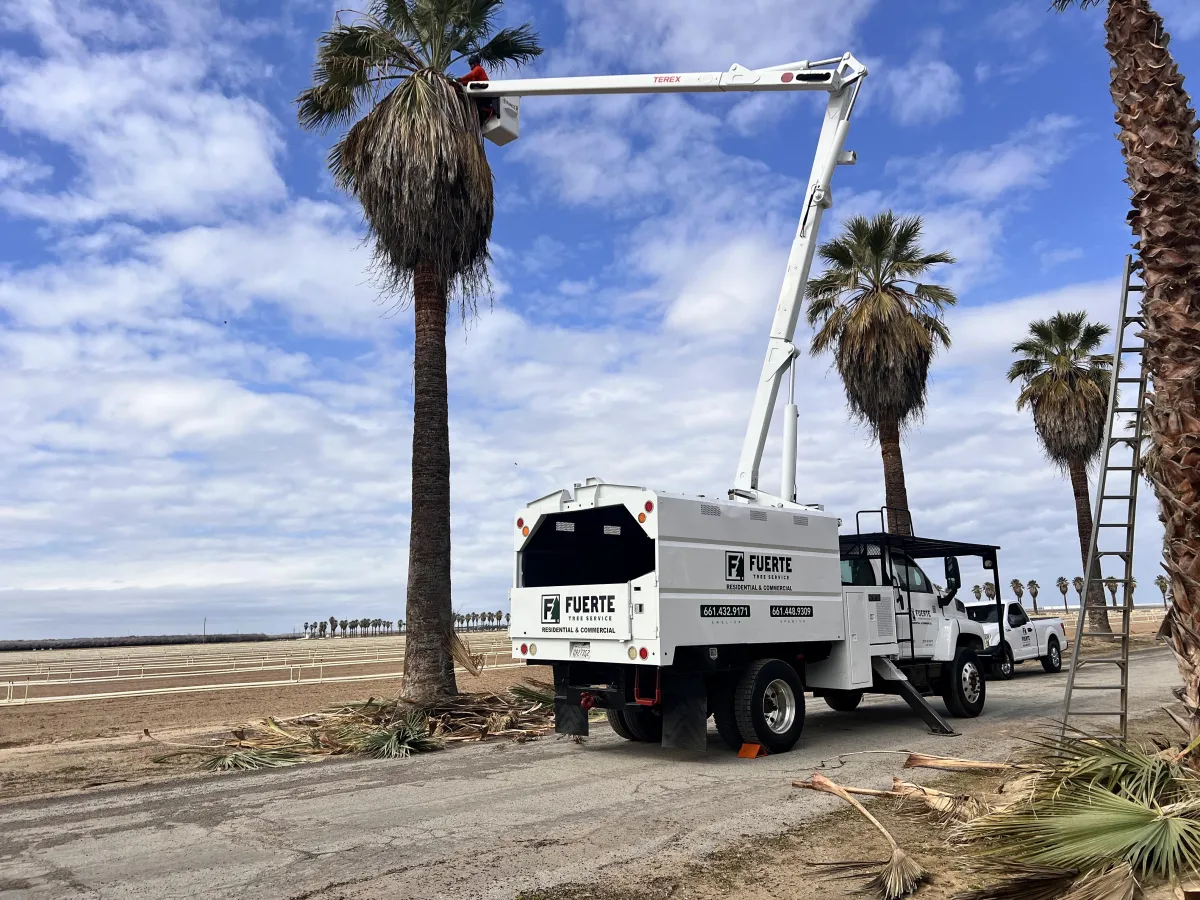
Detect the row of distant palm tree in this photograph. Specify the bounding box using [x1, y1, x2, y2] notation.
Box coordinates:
[453, 611, 509, 631]
[301, 612, 511, 638]
[976, 576, 1172, 612]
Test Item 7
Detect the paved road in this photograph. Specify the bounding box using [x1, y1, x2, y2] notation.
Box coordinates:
[0, 650, 1179, 900]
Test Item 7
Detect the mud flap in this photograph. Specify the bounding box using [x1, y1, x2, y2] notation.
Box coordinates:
[661, 669, 707, 752]
[553, 664, 588, 736]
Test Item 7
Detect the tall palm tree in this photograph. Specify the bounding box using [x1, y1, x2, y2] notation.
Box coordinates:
[298, 1, 542, 703]
[806, 212, 956, 535]
[329, 615, 338, 638]
[972, 585, 983, 601]
[504, 611, 511, 628]
[1054, 0, 1200, 738]
[1008, 312, 1113, 633]
[303, 622, 310, 637]
[1057, 576, 1070, 609]
[1073, 577, 1086, 610]
[1105, 576, 1119, 606]
[1010, 580, 1025, 608]
[339, 619, 348, 638]
[983, 582, 997, 602]
[1027, 579, 1040, 614]
[1156, 574, 1171, 609]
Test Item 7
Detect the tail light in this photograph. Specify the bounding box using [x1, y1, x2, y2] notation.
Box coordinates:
[520, 643, 528, 655]
[639, 647, 649, 660]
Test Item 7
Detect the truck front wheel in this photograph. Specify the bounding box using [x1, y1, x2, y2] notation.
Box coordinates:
[734, 659, 806, 753]
[941, 647, 986, 718]
[994, 643, 1015, 681]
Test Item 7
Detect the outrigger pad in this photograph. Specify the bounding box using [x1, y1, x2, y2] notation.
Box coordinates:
[661, 669, 707, 752]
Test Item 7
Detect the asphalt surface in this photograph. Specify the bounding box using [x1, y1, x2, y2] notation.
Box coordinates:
[0, 649, 1180, 900]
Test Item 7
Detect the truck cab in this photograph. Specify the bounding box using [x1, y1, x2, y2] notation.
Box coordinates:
[964, 600, 1068, 678]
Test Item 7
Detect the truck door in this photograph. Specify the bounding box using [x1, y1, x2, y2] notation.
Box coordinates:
[891, 553, 938, 657]
[1007, 603, 1036, 659]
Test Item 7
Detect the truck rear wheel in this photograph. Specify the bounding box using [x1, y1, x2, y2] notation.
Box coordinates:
[605, 708, 636, 741]
[622, 707, 663, 743]
[1042, 637, 1063, 673]
[822, 690, 863, 712]
[734, 659, 805, 753]
[941, 647, 986, 718]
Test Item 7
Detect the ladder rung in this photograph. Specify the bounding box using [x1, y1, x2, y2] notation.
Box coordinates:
[1078, 657, 1127, 664]
[1098, 551, 1130, 557]
[1120, 346, 1146, 353]
[1081, 631, 1128, 638]
[1102, 494, 1132, 500]
[1070, 684, 1126, 690]
[1098, 522, 1131, 527]
[1126, 287, 1145, 293]
[1114, 408, 1142, 414]
[1106, 466, 1136, 471]
[1116, 378, 1143, 383]
[1066, 710, 1126, 716]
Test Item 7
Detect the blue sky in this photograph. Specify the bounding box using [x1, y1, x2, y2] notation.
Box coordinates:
[1, 0, 1198, 638]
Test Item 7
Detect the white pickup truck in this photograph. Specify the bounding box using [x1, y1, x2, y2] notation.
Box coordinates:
[963, 601, 1067, 679]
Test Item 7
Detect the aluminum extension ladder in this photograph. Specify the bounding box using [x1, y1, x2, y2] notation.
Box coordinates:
[1060, 255, 1148, 742]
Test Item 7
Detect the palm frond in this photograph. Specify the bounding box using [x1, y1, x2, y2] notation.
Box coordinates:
[948, 861, 1078, 900]
[509, 680, 554, 706]
[338, 711, 443, 758]
[472, 24, 543, 70]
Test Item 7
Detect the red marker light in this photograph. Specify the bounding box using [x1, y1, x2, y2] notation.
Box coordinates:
[517, 517, 524, 529]
[644, 501, 654, 513]
[781, 72, 794, 83]
[520, 643, 528, 655]
[639, 647, 649, 660]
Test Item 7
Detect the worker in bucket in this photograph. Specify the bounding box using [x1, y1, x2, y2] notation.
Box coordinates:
[459, 54, 497, 127]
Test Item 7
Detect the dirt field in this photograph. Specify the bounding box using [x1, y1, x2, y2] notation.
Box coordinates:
[0, 663, 537, 801]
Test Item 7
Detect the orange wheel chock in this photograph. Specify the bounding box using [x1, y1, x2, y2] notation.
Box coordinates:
[738, 743, 768, 759]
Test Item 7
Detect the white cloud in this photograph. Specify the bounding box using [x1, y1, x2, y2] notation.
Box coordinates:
[1159, 0, 1200, 40]
[0, 4, 285, 224]
[884, 56, 963, 126]
[558, 0, 877, 73]
[889, 115, 1079, 203]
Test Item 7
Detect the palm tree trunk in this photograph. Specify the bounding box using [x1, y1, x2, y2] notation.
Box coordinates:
[1068, 457, 1112, 634]
[1105, 0, 1200, 735]
[878, 416, 913, 536]
[402, 262, 458, 703]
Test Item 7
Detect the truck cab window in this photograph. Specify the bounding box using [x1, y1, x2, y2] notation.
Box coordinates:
[893, 553, 933, 594]
[1007, 605, 1029, 628]
[840, 558, 877, 586]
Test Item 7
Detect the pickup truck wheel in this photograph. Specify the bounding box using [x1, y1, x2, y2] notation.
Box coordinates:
[734, 659, 806, 753]
[622, 707, 663, 743]
[1041, 637, 1063, 674]
[823, 690, 864, 712]
[605, 708, 636, 741]
[994, 644, 1015, 681]
[941, 648, 986, 718]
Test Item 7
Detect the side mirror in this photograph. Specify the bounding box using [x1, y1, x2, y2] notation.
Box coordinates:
[944, 557, 961, 591]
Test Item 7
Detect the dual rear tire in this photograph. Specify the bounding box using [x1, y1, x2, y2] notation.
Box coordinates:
[605, 706, 662, 743]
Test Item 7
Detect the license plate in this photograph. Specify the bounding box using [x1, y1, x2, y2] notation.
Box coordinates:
[570, 642, 591, 659]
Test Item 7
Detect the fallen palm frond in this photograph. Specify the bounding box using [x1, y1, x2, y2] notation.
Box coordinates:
[792, 775, 989, 824]
[1059, 862, 1137, 900]
[797, 772, 928, 899]
[948, 861, 1079, 900]
[151, 682, 556, 772]
[508, 680, 554, 707]
[903, 752, 1015, 774]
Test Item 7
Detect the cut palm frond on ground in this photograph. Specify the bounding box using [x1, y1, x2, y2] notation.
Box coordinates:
[796, 771, 928, 899]
[151, 682, 556, 771]
[792, 775, 989, 824]
[903, 752, 1015, 774]
[953, 731, 1200, 896]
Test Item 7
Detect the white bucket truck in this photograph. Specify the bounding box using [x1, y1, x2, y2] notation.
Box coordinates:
[478, 56, 1001, 753]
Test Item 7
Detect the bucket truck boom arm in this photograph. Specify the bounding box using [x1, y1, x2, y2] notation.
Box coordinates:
[477, 55, 866, 505]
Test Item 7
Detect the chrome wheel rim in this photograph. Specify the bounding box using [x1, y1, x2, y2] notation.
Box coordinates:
[763, 679, 797, 734]
[961, 662, 982, 705]
[1001, 652, 1012, 676]
[1051, 646, 1060, 666]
